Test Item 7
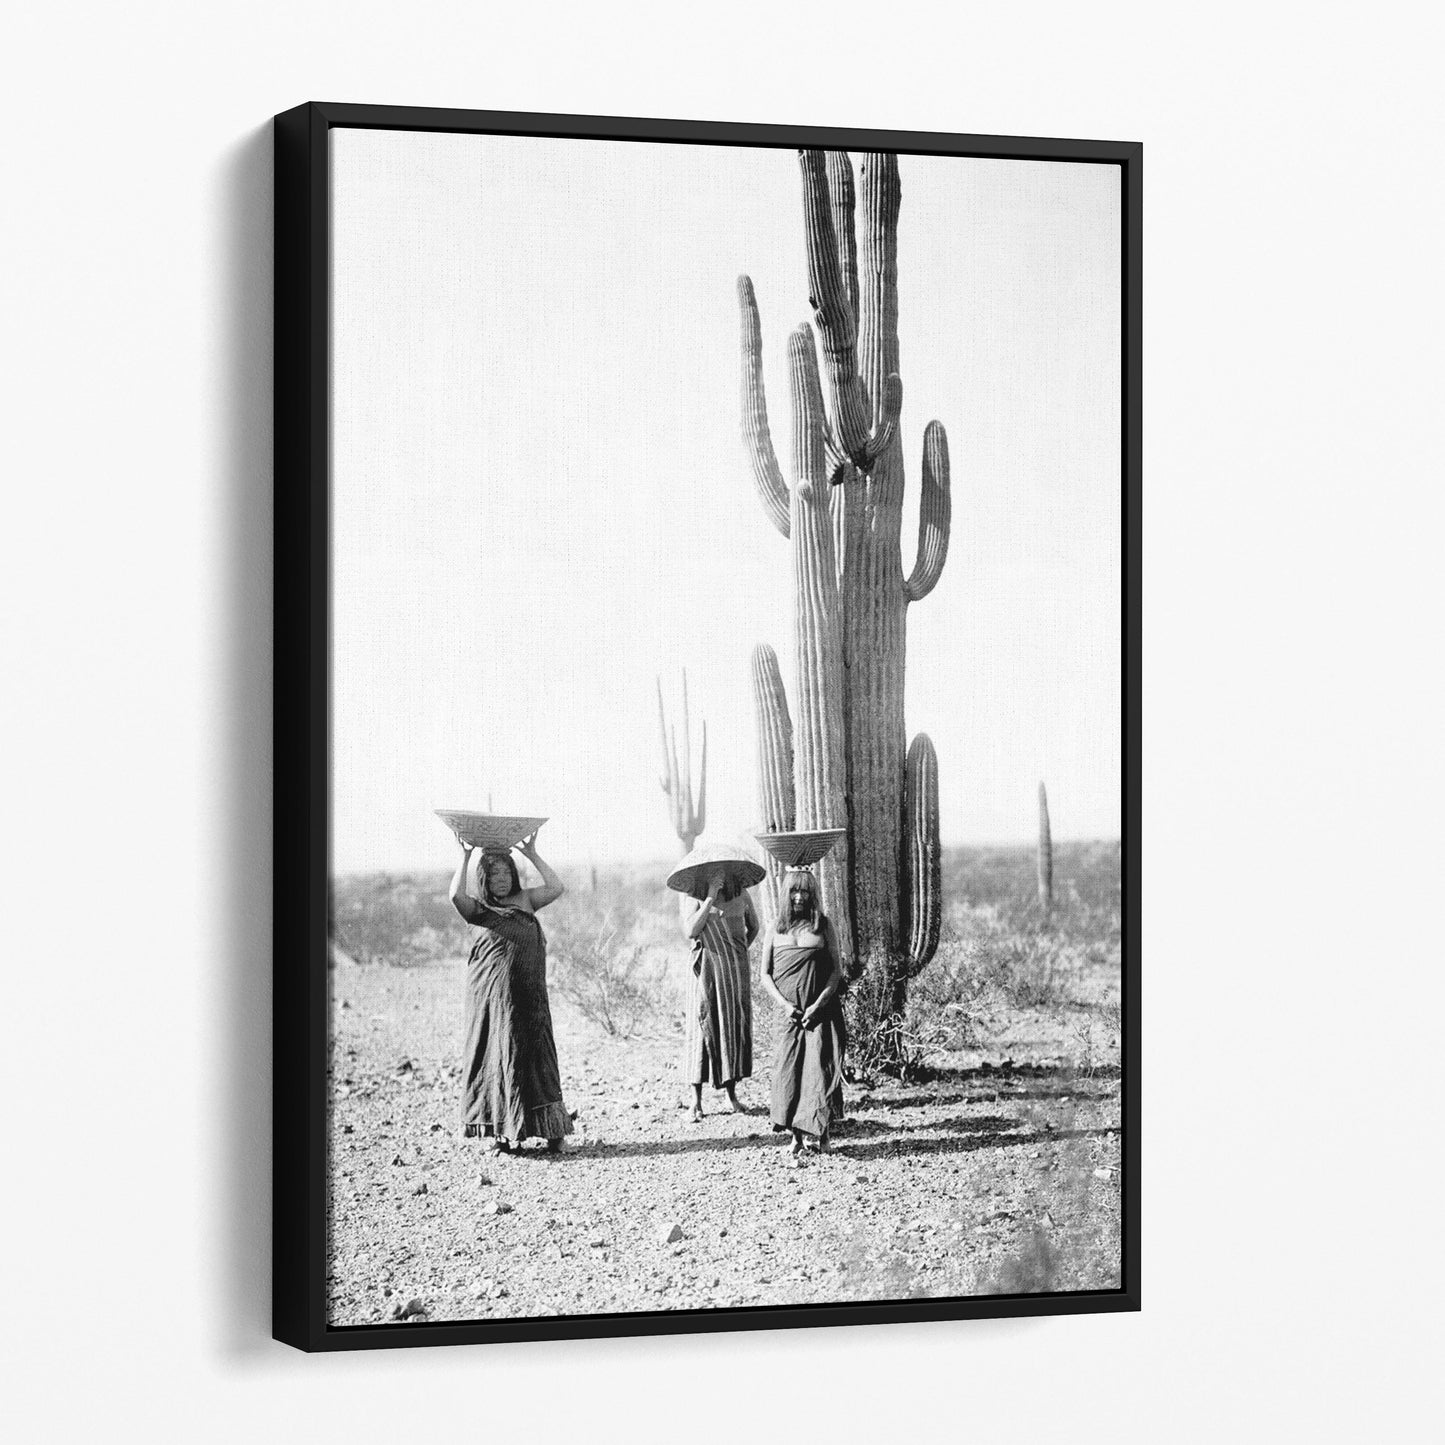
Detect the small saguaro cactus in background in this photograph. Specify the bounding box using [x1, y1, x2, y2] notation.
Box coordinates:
[739, 148, 954, 1056]
[657, 671, 707, 855]
[1037, 781, 1054, 914]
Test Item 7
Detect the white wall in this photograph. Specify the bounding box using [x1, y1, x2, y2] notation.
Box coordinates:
[4, 2, 1441, 1440]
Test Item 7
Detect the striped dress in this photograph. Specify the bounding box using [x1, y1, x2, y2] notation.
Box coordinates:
[682, 894, 755, 1087]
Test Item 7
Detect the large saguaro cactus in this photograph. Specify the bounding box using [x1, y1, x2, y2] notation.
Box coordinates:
[740, 150, 953, 1040]
[657, 671, 706, 854]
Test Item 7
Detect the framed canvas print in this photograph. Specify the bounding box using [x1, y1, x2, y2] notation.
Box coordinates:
[273, 102, 1141, 1352]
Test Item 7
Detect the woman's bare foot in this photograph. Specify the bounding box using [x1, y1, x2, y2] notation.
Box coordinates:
[689, 1104, 704, 1123]
[545, 1137, 564, 1154]
[484, 1137, 511, 1156]
[724, 1086, 743, 1113]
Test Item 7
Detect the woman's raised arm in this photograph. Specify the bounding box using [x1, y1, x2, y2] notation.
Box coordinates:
[681, 875, 723, 940]
[449, 843, 483, 923]
[517, 834, 565, 910]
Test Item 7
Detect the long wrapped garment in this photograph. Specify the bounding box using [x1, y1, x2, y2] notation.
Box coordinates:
[683, 899, 753, 1087]
[460, 906, 573, 1142]
[769, 936, 846, 1140]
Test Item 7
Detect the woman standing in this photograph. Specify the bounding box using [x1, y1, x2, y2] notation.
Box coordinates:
[677, 870, 760, 1120]
[449, 833, 573, 1154]
[759, 868, 847, 1159]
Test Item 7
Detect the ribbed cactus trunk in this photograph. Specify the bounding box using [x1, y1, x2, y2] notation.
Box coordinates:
[751, 645, 794, 925]
[785, 328, 853, 968]
[739, 149, 952, 1059]
[1037, 781, 1054, 914]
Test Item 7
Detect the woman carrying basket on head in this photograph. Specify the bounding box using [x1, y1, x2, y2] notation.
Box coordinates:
[759, 867, 847, 1160]
[449, 832, 573, 1155]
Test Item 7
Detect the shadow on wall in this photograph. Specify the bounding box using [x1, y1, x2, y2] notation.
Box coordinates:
[214, 121, 274, 1357]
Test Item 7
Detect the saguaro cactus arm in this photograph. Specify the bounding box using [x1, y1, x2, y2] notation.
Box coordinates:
[904, 419, 952, 602]
[858, 153, 902, 430]
[751, 643, 796, 925]
[751, 644, 795, 834]
[786, 325, 847, 836]
[799, 150, 901, 473]
[901, 733, 941, 979]
[825, 151, 860, 321]
[737, 276, 791, 538]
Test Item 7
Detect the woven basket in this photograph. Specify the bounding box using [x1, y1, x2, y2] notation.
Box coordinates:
[753, 828, 846, 869]
[665, 839, 767, 900]
[434, 810, 547, 851]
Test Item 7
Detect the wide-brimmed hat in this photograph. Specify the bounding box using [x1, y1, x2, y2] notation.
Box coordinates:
[435, 810, 546, 850]
[665, 839, 766, 900]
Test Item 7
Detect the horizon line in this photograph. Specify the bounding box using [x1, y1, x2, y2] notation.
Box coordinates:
[331, 836, 1122, 878]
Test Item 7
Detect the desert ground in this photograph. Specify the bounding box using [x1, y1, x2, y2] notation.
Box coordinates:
[326, 843, 1123, 1327]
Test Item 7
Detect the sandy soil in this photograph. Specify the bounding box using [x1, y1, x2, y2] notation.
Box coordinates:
[326, 956, 1122, 1327]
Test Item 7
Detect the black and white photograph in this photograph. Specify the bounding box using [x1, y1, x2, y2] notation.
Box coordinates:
[11, 0, 1445, 1438]
[304, 115, 1135, 1336]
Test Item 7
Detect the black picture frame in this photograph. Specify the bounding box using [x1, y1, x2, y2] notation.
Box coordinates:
[274, 101, 1141, 1353]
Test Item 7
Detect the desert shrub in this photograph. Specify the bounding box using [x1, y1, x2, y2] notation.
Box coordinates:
[1064, 1010, 1117, 1080]
[846, 968, 944, 1083]
[904, 929, 1005, 1050]
[329, 862, 682, 972]
[330, 873, 470, 965]
[840, 840, 1123, 1072]
[896, 916, 1074, 1061]
[850, 919, 1086, 1076]
[942, 840, 1121, 946]
[549, 900, 679, 1039]
[985, 932, 1070, 1008]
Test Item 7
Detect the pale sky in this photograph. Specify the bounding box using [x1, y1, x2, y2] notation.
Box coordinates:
[330, 129, 1121, 873]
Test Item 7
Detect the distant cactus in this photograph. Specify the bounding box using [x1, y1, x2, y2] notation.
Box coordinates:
[1037, 781, 1054, 913]
[739, 149, 953, 1049]
[657, 672, 706, 854]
